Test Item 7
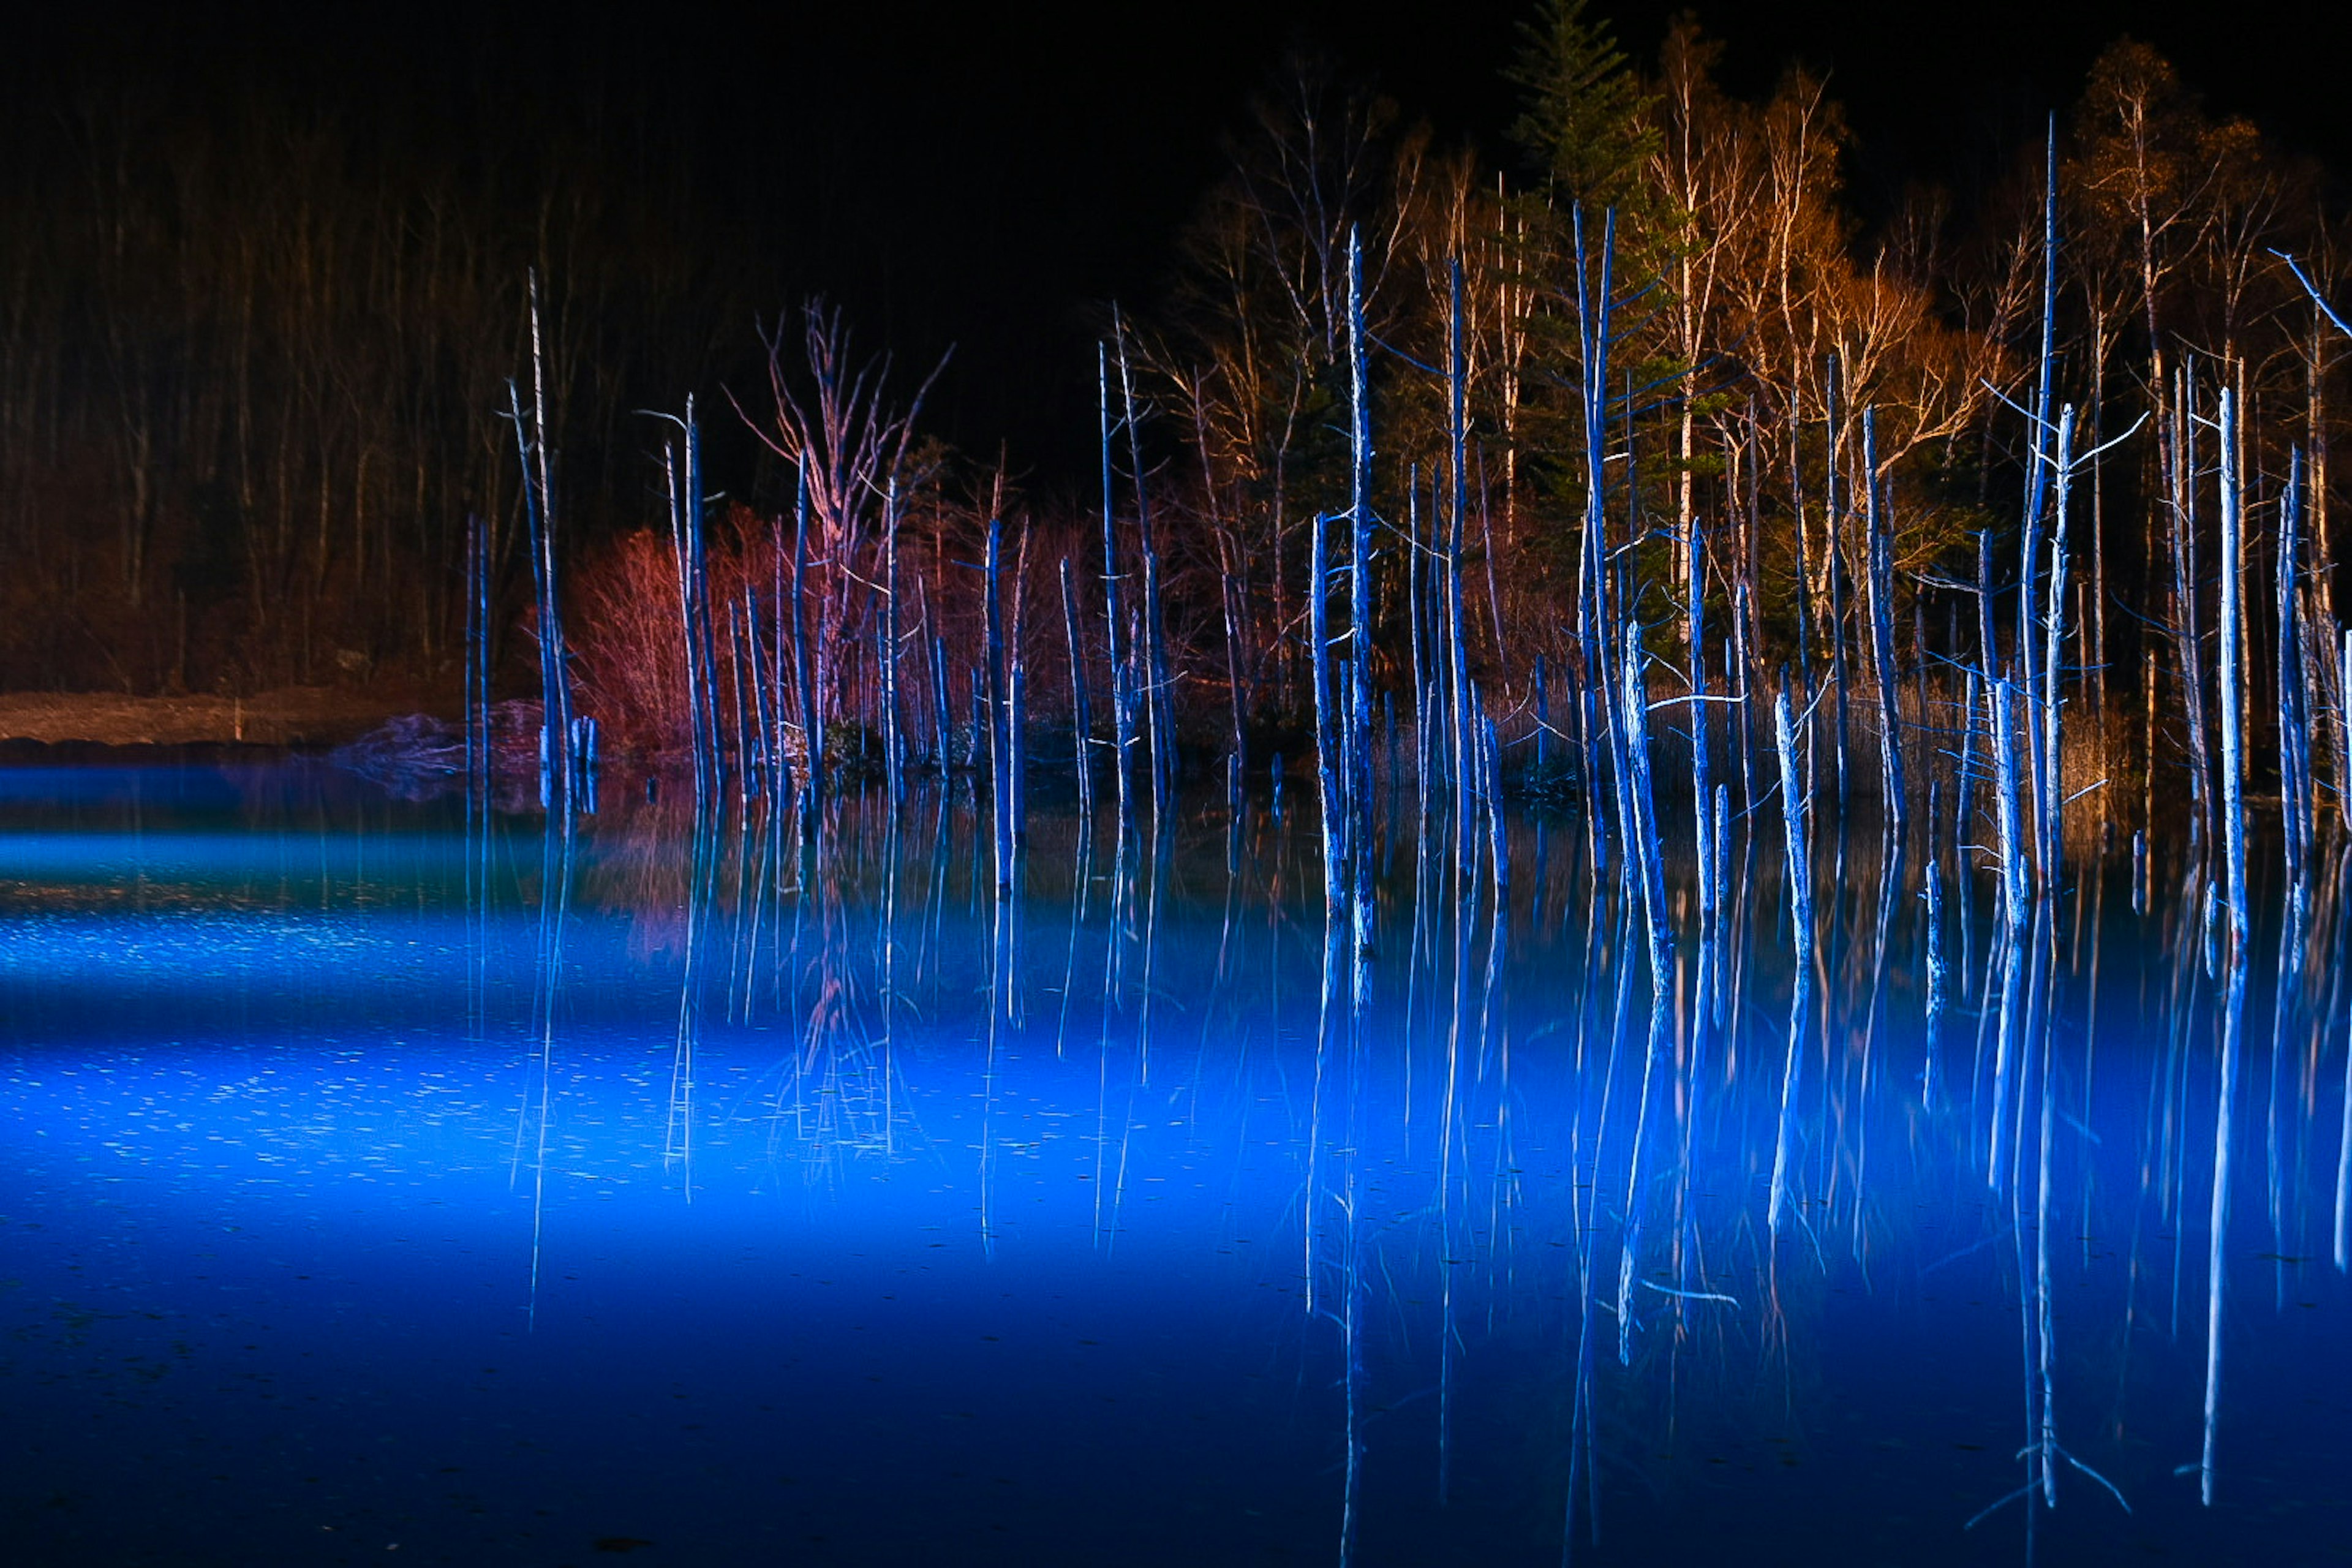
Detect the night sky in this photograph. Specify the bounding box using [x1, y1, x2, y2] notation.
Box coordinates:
[21, 0, 2345, 484]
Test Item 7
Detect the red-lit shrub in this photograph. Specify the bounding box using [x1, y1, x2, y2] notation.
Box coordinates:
[568, 527, 696, 759]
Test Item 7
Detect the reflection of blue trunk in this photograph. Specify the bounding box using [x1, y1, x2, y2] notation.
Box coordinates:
[2204, 938, 2247, 1504]
[18, 746, 2352, 1561]
[1623, 635, 1670, 998]
[1923, 854, 1945, 1107]
[2336, 853, 2352, 1272]
[1771, 685, 1812, 1235]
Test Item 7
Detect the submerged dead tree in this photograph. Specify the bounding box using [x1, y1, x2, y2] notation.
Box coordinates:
[508, 272, 582, 814]
[741, 301, 943, 825]
[1115, 318, 1178, 829]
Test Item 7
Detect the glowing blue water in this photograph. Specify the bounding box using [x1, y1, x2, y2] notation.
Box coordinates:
[2, 761, 2347, 1565]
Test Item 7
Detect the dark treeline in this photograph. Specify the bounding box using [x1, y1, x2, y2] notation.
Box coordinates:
[0, 13, 763, 693]
[1109, 15, 2347, 779]
[592, 7, 2350, 851]
[13, 4, 2352, 865]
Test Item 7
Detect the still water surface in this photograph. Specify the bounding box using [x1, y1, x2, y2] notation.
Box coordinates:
[3, 761, 2348, 1565]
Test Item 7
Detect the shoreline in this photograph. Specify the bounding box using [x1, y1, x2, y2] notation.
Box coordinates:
[0, 687, 443, 750]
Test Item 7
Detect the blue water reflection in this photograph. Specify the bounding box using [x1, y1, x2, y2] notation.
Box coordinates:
[4, 763, 2349, 1565]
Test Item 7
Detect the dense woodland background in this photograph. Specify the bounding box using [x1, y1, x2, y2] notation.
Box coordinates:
[4, 3, 2348, 809]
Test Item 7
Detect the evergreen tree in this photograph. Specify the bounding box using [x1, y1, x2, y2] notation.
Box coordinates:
[1506, 0, 1662, 237]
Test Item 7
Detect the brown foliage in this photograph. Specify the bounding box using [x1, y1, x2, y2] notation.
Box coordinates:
[568, 528, 696, 759]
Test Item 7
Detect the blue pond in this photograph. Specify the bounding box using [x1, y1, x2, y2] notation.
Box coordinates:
[2, 760, 2348, 1566]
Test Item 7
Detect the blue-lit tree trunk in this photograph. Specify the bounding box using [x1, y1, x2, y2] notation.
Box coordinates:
[529, 274, 575, 816]
[1448, 257, 1475, 870]
[1407, 475, 1435, 821]
[464, 509, 492, 812]
[500, 279, 578, 815]
[1008, 524, 1030, 856]
[1732, 578, 1758, 823]
[2168, 368, 2209, 843]
[930, 628, 952, 782]
[727, 601, 752, 800]
[685, 404, 721, 799]
[984, 514, 1012, 898]
[662, 426, 709, 812]
[791, 469, 821, 826]
[1310, 497, 1343, 908]
[1216, 532, 1246, 818]
[1860, 409, 1904, 834]
[2037, 405, 2076, 881]
[1572, 206, 1616, 869]
[742, 584, 777, 796]
[2218, 385, 2248, 952]
[1060, 556, 1094, 818]
[2015, 121, 2060, 859]
[1532, 653, 1550, 783]
[882, 476, 904, 807]
[2278, 255, 2352, 837]
[1098, 347, 1135, 837]
[1686, 517, 1714, 924]
[1623, 635, 1670, 999]
[1115, 322, 1175, 829]
[1823, 356, 1850, 807]
[1346, 230, 1374, 899]
[2279, 448, 2311, 883]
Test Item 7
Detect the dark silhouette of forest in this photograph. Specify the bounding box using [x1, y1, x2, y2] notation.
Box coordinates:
[6, 4, 2348, 854]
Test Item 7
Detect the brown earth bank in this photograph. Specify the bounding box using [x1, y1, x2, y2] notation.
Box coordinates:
[0, 686, 450, 750]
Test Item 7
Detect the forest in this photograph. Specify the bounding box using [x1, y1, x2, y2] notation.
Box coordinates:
[6, 4, 2349, 852]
